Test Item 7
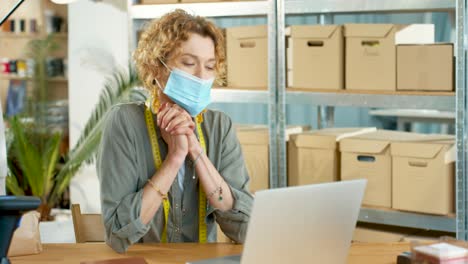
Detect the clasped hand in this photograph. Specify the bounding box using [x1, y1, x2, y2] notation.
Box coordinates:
[157, 102, 202, 162]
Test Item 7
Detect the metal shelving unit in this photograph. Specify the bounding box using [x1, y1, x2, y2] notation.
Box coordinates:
[284, 0, 454, 14]
[359, 208, 456, 233]
[286, 91, 455, 111]
[269, 0, 466, 238]
[128, 0, 467, 239]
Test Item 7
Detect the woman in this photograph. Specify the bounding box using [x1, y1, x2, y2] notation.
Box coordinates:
[97, 9, 254, 253]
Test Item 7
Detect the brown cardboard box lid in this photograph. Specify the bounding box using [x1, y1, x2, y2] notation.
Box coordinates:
[291, 127, 376, 149]
[391, 139, 455, 160]
[397, 42, 453, 55]
[236, 124, 309, 144]
[397, 42, 453, 47]
[285, 25, 340, 39]
[237, 129, 269, 145]
[340, 138, 390, 154]
[340, 130, 428, 154]
[344, 23, 395, 38]
[226, 25, 267, 39]
[291, 133, 337, 149]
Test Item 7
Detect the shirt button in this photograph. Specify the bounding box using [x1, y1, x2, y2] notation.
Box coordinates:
[175, 204, 179, 209]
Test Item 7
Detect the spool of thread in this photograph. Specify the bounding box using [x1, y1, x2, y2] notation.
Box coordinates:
[30, 19, 37, 33]
[1, 59, 10, 74]
[19, 19, 25, 33]
[9, 20, 15, 33]
[17, 60, 26, 77]
[9, 60, 17, 74]
[3, 20, 11, 32]
[26, 59, 35, 77]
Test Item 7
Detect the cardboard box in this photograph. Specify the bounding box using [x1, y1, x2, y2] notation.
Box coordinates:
[226, 25, 268, 89]
[397, 44, 454, 92]
[392, 139, 455, 215]
[236, 128, 269, 193]
[344, 24, 434, 91]
[286, 25, 343, 90]
[340, 130, 440, 207]
[288, 127, 376, 186]
[236, 125, 308, 193]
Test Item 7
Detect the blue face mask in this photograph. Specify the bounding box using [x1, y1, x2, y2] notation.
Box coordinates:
[155, 60, 214, 117]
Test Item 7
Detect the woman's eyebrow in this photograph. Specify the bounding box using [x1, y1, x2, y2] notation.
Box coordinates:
[180, 53, 215, 62]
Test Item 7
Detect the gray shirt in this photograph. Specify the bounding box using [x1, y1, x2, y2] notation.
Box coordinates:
[97, 103, 253, 253]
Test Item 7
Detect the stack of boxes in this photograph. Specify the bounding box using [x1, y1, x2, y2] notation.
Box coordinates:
[287, 128, 455, 216]
[288, 128, 376, 186]
[223, 23, 453, 92]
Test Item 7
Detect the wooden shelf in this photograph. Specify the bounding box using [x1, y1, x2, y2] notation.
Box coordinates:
[0, 75, 68, 83]
[0, 32, 68, 39]
[0, 32, 43, 39]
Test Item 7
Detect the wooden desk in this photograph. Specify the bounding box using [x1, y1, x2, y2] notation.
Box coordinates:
[10, 242, 410, 264]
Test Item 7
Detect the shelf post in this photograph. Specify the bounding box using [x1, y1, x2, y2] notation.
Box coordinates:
[455, 0, 468, 240]
[268, 0, 287, 188]
[316, 14, 335, 129]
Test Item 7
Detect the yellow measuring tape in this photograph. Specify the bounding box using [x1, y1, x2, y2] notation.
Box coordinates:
[144, 106, 208, 243]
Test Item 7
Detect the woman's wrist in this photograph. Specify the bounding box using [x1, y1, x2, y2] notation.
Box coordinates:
[188, 135, 203, 160]
[165, 152, 186, 167]
[189, 145, 203, 160]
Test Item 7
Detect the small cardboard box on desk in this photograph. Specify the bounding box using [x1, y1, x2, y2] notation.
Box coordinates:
[391, 139, 455, 215]
[344, 24, 434, 91]
[8, 211, 42, 257]
[339, 130, 447, 208]
[412, 242, 468, 264]
[286, 25, 343, 90]
[287, 127, 376, 186]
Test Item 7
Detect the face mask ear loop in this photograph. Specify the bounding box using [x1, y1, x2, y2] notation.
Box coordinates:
[154, 77, 164, 92]
[158, 58, 172, 72]
[155, 58, 172, 92]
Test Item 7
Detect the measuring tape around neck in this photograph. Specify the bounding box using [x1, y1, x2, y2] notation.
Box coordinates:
[144, 106, 208, 243]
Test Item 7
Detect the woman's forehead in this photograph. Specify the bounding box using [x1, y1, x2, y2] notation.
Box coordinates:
[177, 33, 215, 60]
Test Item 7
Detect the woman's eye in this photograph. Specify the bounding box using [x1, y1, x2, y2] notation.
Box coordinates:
[183, 62, 195, 67]
[205, 65, 215, 71]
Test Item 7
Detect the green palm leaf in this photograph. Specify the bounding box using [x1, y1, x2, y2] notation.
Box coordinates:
[47, 63, 146, 206]
[9, 118, 61, 203]
[6, 173, 25, 196]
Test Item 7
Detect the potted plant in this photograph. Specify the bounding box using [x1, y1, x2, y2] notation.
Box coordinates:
[6, 55, 145, 220]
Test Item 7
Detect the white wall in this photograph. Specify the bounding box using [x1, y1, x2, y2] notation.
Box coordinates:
[68, 0, 129, 213]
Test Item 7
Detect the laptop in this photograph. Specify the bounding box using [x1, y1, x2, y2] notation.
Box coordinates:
[187, 179, 366, 264]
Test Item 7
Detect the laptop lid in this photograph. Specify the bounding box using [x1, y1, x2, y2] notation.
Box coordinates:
[187, 180, 366, 264]
[241, 179, 366, 264]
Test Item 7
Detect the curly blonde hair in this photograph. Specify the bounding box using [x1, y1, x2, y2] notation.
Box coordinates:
[134, 9, 226, 110]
